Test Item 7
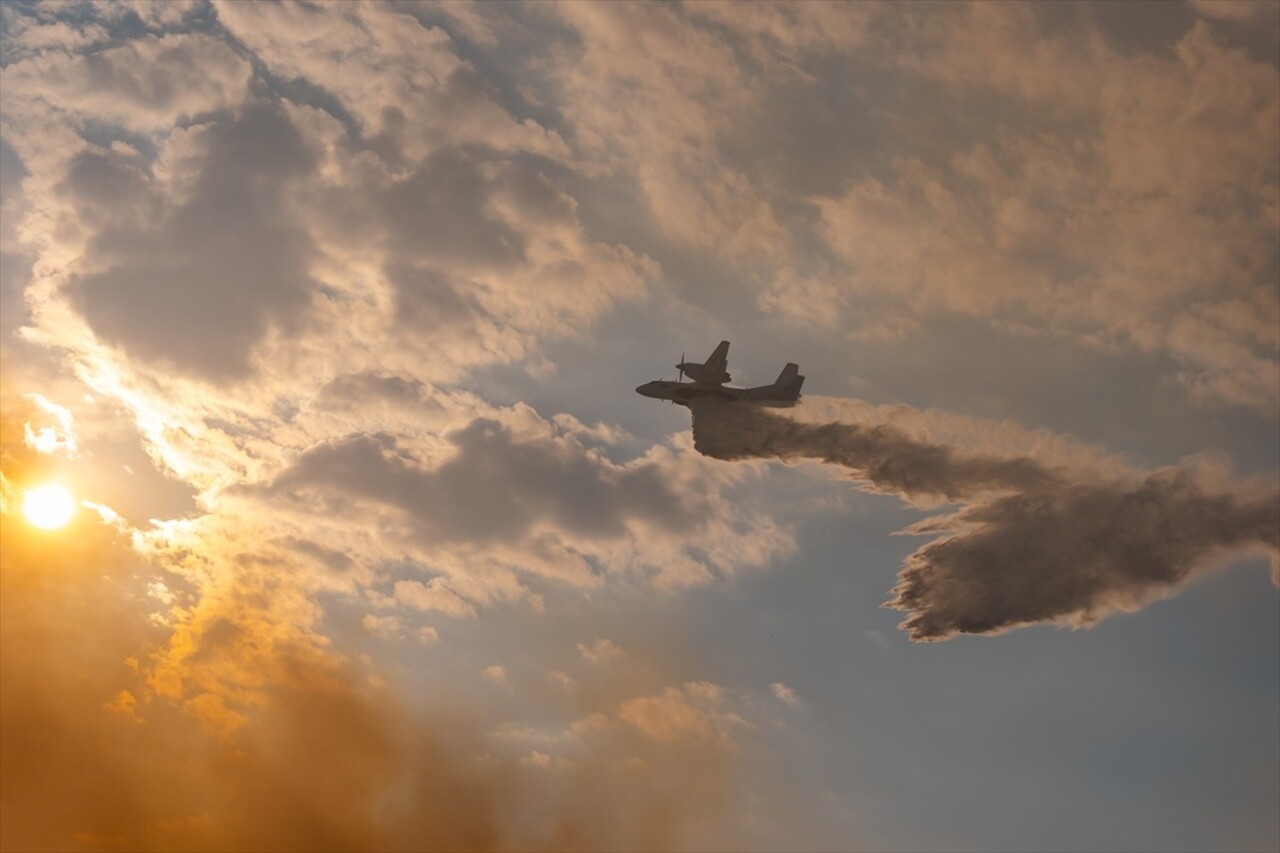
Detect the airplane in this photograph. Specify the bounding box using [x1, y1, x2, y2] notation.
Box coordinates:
[636, 343, 805, 408]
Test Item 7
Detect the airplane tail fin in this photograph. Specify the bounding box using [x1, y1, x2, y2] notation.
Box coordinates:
[707, 340, 730, 370]
[774, 362, 804, 400]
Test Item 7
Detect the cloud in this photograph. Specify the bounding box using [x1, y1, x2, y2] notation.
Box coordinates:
[0, 394, 770, 852]
[362, 613, 403, 641]
[249, 408, 793, 608]
[212, 0, 568, 161]
[771, 682, 801, 708]
[0, 0, 747, 719]
[691, 398, 1279, 641]
[541, 2, 1278, 412]
[815, 7, 1279, 411]
[394, 578, 479, 619]
[63, 100, 318, 380]
[266, 419, 690, 546]
[1, 32, 251, 133]
[21, 391, 77, 455]
[546, 2, 787, 257]
[757, 268, 843, 331]
[548, 670, 576, 692]
[617, 682, 753, 747]
[546, 0, 874, 260]
[579, 637, 625, 664]
[2, 0, 656, 488]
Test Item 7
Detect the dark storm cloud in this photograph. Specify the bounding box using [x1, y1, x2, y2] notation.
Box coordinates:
[65, 100, 317, 380]
[262, 418, 699, 545]
[691, 399, 1280, 641]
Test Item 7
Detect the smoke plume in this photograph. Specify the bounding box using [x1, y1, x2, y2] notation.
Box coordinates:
[0, 398, 749, 852]
[690, 399, 1279, 641]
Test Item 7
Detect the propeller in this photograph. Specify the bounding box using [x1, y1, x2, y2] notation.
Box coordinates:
[678, 352, 685, 383]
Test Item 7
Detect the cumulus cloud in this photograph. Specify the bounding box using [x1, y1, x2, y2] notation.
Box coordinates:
[546, 1, 873, 261]
[63, 100, 318, 379]
[213, 1, 568, 161]
[816, 6, 1279, 411]
[265, 420, 691, 547]
[542, 2, 1278, 412]
[1, 0, 655, 484]
[247, 408, 793, 611]
[1, 32, 251, 133]
[691, 398, 1279, 641]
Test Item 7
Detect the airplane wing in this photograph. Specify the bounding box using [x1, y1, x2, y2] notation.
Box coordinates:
[705, 340, 730, 375]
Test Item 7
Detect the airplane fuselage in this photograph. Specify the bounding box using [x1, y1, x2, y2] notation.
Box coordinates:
[634, 380, 799, 408]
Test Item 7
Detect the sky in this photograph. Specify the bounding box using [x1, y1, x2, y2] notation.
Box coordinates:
[0, 1, 1277, 851]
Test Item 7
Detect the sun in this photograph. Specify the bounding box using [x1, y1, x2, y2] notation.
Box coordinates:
[22, 483, 77, 530]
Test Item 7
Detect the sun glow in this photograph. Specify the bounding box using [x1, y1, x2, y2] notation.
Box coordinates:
[22, 483, 77, 530]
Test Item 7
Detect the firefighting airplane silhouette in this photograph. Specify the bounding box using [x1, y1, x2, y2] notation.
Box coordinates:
[635, 340, 805, 407]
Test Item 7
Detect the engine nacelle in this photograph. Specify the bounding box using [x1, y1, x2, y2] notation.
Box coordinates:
[678, 363, 731, 385]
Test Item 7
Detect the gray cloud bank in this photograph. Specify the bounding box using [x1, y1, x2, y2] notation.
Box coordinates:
[690, 399, 1279, 641]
